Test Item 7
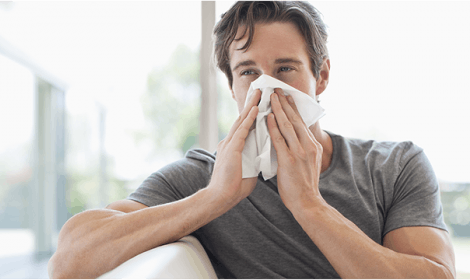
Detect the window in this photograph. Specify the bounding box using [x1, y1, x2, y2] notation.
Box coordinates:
[0, 53, 35, 259]
[61, 2, 203, 211]
[0, 1, 202, 277]
[0, 48, 66, 278]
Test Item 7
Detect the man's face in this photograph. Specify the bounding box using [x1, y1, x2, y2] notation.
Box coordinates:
[229, 21, 320, 113]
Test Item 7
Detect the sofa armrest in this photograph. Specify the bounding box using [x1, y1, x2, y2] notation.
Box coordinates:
[98, 236, 217, 279]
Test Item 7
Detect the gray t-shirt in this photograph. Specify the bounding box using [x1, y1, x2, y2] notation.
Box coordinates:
[127, 131, 447, 278]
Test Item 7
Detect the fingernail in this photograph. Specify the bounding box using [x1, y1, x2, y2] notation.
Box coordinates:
[287, 95, 294, 104]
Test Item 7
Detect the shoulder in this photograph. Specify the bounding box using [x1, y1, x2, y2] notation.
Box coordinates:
[185, 148, 216, 165]
[127, 148, 216, 206]
[328, 131, 423, 170]
[157, 148, 216, 178]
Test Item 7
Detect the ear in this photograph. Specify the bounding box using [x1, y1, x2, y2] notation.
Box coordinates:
[315, 58, 330, 96]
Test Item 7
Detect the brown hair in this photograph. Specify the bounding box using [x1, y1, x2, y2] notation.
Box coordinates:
[213, 1, 329, 87]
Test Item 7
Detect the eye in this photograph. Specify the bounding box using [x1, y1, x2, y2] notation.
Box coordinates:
[279, 66, 292, 72]
[241, 69, 256, 76]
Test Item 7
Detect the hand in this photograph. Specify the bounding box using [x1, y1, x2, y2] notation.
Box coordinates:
[208, 89, 261, 207]
[267, 88, 324, 211]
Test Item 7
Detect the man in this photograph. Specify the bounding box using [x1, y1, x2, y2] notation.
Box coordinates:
[48, 2, 455, 278]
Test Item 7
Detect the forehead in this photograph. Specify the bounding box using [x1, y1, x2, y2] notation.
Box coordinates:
[228, 21, 309, 68]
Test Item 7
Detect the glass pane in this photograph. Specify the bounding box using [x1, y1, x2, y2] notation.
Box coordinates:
[65, 94, 102, 213]
[0, 53, 35, 258]
[63, 1, 203, 214]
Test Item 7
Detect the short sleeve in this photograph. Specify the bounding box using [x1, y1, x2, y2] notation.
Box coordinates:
[126, 149, 216, 207]
[383, 143, 447, 236]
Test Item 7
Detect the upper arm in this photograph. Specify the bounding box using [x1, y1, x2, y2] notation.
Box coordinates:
[106, 199, 148, 213]
[383, 226, 456, 278]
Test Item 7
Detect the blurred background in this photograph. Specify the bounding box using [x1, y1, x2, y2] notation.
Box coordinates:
[0, 1, 469, 278]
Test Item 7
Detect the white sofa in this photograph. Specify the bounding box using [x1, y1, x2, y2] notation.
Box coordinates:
[98, 236, 217, 279]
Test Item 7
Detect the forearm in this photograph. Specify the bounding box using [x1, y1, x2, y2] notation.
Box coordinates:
[50, 187, 231, 279]
[292, 200, 453, 279]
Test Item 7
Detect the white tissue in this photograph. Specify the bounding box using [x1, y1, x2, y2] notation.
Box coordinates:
[242, 74, 325, 180]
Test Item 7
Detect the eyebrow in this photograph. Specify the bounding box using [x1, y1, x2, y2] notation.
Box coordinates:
[274, 58, 303, 65]
[232, 58, 303, 72]
[232, 60, 256, 72]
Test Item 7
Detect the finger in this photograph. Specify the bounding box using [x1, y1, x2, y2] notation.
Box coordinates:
[230, 105, 259, 152]
[282, 94, 323, 155]
[267, 112, 289, 156]
[226, 89, 261, 141]
[284, 92, 300, 118]
[270, 90, 300, 150]
[284, 93, 318, 144]
[275, 88, 302, 124]
[245, 89, 262, 113]
[274, 88, 315, 148]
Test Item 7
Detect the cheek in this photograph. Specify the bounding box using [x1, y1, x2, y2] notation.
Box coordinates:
[236, 96, 245, 114]
[232, 81, 251, 113]
[290, 76, 316, 98]
[307, 78, 317, 97]
[232, 87, 248, 114]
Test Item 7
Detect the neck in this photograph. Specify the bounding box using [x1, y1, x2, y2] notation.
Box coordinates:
[309, 122, 333, 173]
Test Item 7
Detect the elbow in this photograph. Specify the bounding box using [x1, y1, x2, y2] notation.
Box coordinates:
[423, 256, 456, 279]
[48, 249, 81, 279]
[433, 266, 455, 279]
[47, 253, 64, 279]
[440, 265, 456, 279]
